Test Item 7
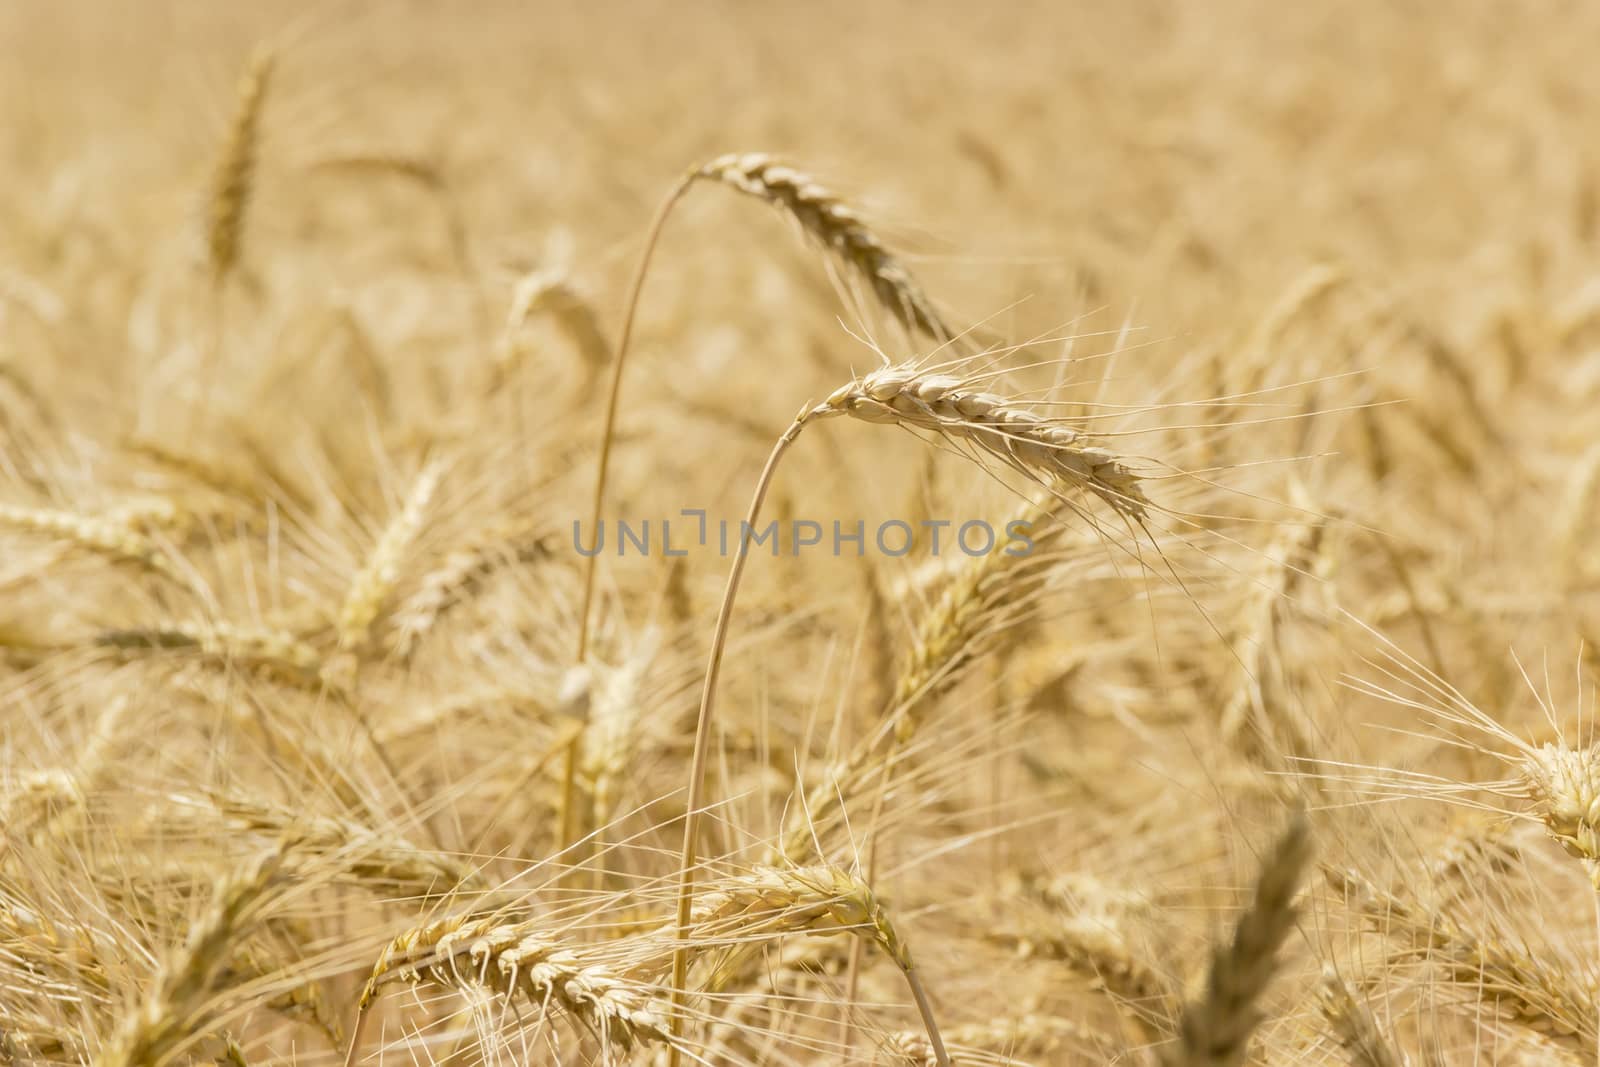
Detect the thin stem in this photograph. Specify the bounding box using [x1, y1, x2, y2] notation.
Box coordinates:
[576, 170, 698, 664]
[903, 965, 952, 1067]
[668, 411, 811, 1063]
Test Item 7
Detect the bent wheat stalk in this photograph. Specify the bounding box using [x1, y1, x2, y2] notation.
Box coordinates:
[667, 362, 1146, 1062]
[576, 154, 955, 661]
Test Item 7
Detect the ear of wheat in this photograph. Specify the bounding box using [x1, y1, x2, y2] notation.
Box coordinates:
[207, 47, 275, 287]
[810, 363, 1149, 518]
[1163, 813, 1311, 1067]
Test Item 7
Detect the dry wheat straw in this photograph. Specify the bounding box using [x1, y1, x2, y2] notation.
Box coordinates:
[207, 48, 275, 286]
[98, 844, 293, 1067]
[1163, 813, 1311, 1067]
[337, 459, 445, 651]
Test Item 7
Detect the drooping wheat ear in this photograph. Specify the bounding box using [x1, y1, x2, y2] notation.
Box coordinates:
[690, 863, 950, 1066]
[0, 502, 183, 582]
[577, 153, 956, 663]
[354, 918, 673, 1056]
[99, 844, 293, 1067]
[490, 268, 613, 396]
[694, 153, 954, 342]
[337, 459, 445, 651]
[97, 621, 321, 679]
[1163, 813, 1312, 1067]
[987, 880, 1170, 1009]
[1519, 742, 1600, 887]
[1316, 969, 1406, 1067]
[810, 363, 1149, 518]
[690, 864, 910, 967]
[207, 47, 275, 286]
[205, 793, 479, 898]
[387, 520, 551, 658]
[1334, 865, 1596, 1050]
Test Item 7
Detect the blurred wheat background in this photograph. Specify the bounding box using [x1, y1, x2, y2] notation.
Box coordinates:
[5, 3, 1600, 1065]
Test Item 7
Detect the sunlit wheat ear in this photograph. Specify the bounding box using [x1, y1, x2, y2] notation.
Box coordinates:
[336, 459, 445, 652]
[0, 502, 184, 583]
[1316, 968, 1406, 1067]
[693, 153, 954, 342]
[690, 864, 950, 1065]
[808, 362, 1150, 518]
[100, 844, 295, 1067]
[97, 621, 321, 680]
[207, 47, 275, 287]
[352, 918, 673, 1059]
[1163, 813, 1311, 1067]
[1520, 742, 1600, 886]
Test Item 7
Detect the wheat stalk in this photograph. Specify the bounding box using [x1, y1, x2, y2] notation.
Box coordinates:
[689, 864, 950, 1065]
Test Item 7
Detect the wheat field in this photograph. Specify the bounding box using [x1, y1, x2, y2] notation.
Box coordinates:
[4, 3, 1600, 1065]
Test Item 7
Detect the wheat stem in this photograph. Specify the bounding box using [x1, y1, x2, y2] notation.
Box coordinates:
[668, 409, 812, 1063]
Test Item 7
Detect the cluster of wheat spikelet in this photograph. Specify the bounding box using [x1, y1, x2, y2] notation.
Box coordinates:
[6, 3, 1600, 1066]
